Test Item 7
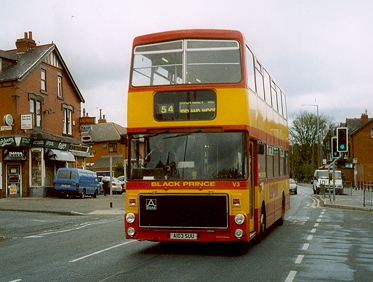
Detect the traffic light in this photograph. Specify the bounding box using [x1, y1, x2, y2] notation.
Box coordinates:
[337, 127, 348, 152]
[331, 136, 340, 158]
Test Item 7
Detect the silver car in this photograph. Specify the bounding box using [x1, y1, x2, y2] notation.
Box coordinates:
[117, 175, 126, 192]
[101, 176, 123, 194]
[290, 178, 297, 194]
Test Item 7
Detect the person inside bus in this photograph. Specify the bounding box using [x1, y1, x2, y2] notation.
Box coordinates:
[144, 138, 177, 176]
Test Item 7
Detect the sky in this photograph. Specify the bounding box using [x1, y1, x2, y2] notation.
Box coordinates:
[1, 0, 373, 128]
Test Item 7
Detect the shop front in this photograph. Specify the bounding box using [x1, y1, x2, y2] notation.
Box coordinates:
[30, 139, 76, 197]
[0, 135, 91, 198]
[0, 137, 29, 198]
[4, 148, 27, 197]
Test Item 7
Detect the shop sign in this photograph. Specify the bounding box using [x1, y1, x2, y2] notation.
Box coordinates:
[70, 144, 89, 152]
[3, 149, 27, 161]
[0, 137, 16, 147]
[1, 125, 12, 131]
[21, 114, 33, 130]
[45, 140, 70, 150]
[79, 116, 96, 124]
[80, 125, 92, 131]
[31, 139, 45, 147]
[20, 137, 31, 147]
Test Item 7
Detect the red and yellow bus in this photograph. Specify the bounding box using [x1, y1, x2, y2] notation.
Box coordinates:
[125, 29, 289, 243]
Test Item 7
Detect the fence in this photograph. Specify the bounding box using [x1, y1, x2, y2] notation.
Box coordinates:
[363, 183, 373, 207]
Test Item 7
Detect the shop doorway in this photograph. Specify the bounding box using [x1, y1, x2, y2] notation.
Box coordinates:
[7, 164, 21, 197]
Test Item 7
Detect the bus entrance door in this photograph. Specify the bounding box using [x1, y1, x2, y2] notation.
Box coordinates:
[249, 140, 255, 233]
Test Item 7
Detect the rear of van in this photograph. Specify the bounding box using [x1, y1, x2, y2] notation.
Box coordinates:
[54, 168, 100, 198]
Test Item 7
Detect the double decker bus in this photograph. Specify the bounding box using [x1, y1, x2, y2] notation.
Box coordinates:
[125, 29, 289, 243]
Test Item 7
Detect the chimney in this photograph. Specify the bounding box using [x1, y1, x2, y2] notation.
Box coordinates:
[361, 109, 368, 125]
[98, 109, 107, 123]
[15, 31, 36, 52]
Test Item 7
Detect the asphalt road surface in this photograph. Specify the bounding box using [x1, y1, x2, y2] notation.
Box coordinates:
[1, 185, 373, 282]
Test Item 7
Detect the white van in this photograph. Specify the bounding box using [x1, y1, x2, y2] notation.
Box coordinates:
[313, 169, 343, 195]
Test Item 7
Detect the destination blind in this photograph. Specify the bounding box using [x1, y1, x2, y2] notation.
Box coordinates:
[154, 90, 216, 121]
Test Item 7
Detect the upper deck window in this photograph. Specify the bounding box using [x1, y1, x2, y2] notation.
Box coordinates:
[132, 39, 241, 86]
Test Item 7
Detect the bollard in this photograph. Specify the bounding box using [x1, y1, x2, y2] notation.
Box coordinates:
[320, 184, 325, 196]
[110, 202, 113, 208]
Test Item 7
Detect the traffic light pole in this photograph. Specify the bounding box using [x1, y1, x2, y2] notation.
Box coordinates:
[327, 154, 343, 201]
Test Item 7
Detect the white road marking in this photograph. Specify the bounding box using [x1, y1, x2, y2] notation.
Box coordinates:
[311, 228, 316, 233]
[306, 195, 320, 207]
[23, 220, 108, 239]
[307, 235, 313, 240]
[295, 255, 304, 264]
[285, 271, 297, 282]
[314, 223, 319, 227]
[69, 240, 136, 262]
[88, 210, 124, 215]
[24, 235, 43, 239]
[302, 243, 309, 250]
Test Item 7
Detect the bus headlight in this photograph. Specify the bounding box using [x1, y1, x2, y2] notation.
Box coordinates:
[127, 227, 136, 237]
[234, 214, 245, 225]
[235, 229, 244, 239]
[126, 213, 135, 224]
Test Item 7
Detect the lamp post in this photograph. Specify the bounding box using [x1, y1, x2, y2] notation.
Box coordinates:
[302, 104, 321, 169]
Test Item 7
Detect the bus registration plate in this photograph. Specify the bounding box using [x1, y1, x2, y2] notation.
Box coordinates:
[170, 233, 197, 240]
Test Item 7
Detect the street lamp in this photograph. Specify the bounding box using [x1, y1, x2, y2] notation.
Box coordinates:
[302, 104, 321, 169]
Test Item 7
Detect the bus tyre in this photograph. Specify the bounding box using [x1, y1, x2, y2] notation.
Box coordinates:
[254, 204, 266, 244]
[278, 195, 285, 226]
[93, 190, 97, 198]
[260, 212, 266, 235]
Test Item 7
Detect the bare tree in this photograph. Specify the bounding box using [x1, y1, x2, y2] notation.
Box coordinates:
[289, 110, 336, 181]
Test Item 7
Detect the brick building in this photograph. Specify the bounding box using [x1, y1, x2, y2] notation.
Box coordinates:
[341, 110, 373, 186]
[81, 109, 127, 176]
[0, 31, 90, 198]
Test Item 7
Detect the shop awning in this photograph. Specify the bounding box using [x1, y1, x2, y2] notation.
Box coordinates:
[48, 149, 75, 162]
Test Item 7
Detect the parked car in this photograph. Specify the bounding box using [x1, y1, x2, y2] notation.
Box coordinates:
[101, 176, 123, 194]
[117, 175, 126, 192]
[290, 178, 297, 194]
[54, 168, 100, 198]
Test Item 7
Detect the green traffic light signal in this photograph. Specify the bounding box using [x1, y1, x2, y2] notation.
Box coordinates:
[337, 127, 348, 153]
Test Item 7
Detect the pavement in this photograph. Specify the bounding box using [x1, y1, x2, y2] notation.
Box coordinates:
[0, 193, 126, 216]
[0, 186, 372, 215]
[300, 183, 373, 212]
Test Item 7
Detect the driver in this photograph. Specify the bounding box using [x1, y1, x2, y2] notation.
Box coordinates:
[144, 138, 177, 175]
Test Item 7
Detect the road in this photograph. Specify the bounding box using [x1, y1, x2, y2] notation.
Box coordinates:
[1, 185, 373, 281]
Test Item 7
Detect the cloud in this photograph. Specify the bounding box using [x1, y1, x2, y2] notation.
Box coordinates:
[2, 0, 373, 127]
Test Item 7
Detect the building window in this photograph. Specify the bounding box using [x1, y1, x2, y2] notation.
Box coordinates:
[30, 98, 41, 127]
[57, 75, 63, 98]
[109, 143, 117, 153]
[41, 69, 46, 91]
[63, 108, 73, 135]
